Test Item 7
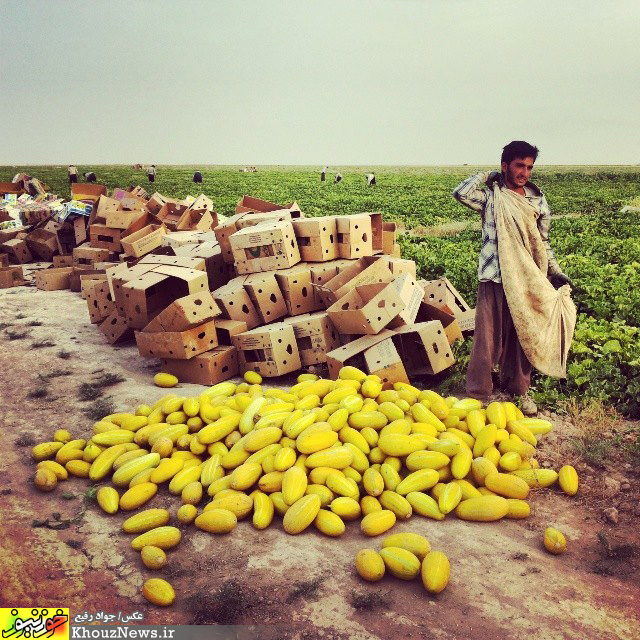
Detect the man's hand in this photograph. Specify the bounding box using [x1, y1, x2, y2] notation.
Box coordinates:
[549, 273, 574, 289]
[486, 171, 501, 188]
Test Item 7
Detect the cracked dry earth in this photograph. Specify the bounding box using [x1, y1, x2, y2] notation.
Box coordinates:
[1, 279, 639, 640]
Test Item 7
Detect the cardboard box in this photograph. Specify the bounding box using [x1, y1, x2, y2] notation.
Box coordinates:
[104, 208, 146, 231]
[73, 246, 116, 267]
[146, 193, 171, 215]
[89, 224, 123, 252]
[326, 280, 408, 335]
[236, 210, 292, 230]
[216, 319, 248, 346]
[391, 321, 456, 375]
[232, 323, 301, 377]
[326, 331, 409, 386]
[336, 214, 373, 259]
[182, 242, 232, 291]
[26, 229, 59, 261]
[176, 209, 216, 232]
[99, 310, 134, 344]
[214, 213, 245, 263]
[421, 278, 476, 332]
[0, 266, 25, 289]
[71, 183, 107, 203]
[293, 217, 338, 262]
[53, 255, 74, 268]
[137, 254, 206, 272]
[212, 276, 261, 330]
[121, 224, 167, 258]
[34, 267, 73, 291]
[282, 312, 341, 366]
[121, 266, 209, 329]
[156, 203, 189, 231]
[0, 182, 24, 195]
[236, 195, 303, 219]
[71, 268, 105, 293]
[94, 196, 123, 224]
[415, 302, 463, 345]
[85, 279, 115, 324]
[243, 272, 288, 324]
[160, 345, 239, 385]
[80, 272, 107, 298]
[188, 194, 214, 213]
[382, 221, 400, 256]
[275, 264, 318, 316]
[386, 256, 417, 278]
[315, 256, 394, 308]
[0, 253, 8, 267]
[135, 320, 218, 360]
[142, 291, 221, 332]
[387, 273, 423, 328]
[109, 263, 158, 314]
[231, 220, 301, 274]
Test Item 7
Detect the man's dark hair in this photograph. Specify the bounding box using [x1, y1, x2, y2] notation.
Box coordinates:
[501, 141, 539, 165]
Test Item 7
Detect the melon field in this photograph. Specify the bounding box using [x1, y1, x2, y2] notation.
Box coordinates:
[0, 165, 638, 639]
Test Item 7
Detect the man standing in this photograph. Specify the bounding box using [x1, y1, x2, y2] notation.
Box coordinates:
[453, 140, 574, 415]
[147, 165, 156, 183]
[321, 165, 328, 182]
[68, 165, 78, 184]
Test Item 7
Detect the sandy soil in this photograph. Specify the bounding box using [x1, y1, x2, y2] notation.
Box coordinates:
[1, 275, 639, 640]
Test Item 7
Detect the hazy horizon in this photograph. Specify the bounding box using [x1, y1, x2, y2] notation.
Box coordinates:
[3, 0, 639, 165]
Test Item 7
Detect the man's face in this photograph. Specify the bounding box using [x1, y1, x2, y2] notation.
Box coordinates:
[501, 156, 535, 189]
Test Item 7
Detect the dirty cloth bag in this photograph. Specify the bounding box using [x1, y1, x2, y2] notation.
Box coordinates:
[493, 185, 576, 378]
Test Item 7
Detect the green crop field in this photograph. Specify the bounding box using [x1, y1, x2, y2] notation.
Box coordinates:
[2, 164, 639, 416]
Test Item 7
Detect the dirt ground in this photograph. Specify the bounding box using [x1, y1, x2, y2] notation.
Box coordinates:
[1, 272, 639, 640]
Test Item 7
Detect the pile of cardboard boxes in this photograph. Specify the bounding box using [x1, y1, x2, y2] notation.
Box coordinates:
[0, 179, 476, 388]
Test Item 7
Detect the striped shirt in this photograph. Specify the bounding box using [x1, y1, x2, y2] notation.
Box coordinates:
[453, 171, 561, 283]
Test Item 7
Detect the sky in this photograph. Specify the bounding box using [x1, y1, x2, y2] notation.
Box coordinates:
[2, 0, 639, 165]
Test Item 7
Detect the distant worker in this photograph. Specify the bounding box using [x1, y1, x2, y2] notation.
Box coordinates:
[366, 172, 376, 186]
[321, 165, 328, 182]
[147, 165, 156, 183]
[193, 170, 203, 184]
[68, 165, 78, 184]
[334, 173, 342, 184]
[84, 171, 97, 183]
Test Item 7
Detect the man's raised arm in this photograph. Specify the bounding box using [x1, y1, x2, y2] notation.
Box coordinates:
[452, 171, 497, 213]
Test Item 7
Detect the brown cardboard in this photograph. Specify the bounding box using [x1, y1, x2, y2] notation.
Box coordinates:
[282, 312, 341, 366]
[315, 256, 394, 307]
[71, 183, 107, 202]
[94, 196, 122, 224]
[188, 194, 214, 213]
[326, 331, 409, 386]
[34, 267, 73, 291]
[235, 210, 292, 230]
[336, 214, 373, 259]
[326, 280, 407, 335]
[26, 229, 59, 261]
[160, 346, 239, 385]
[292, 217, 338, 262]
[212, 277, 261, 330]
[135, 320, 218, 360]
[0, 229, 23, 245]
[421, 278, 476, 332]
[108, 263, 157, 312]
[391, 321, 456, 375]
[121, 266, 209, 329]
[0, 182, 24, 195]
[386, 256, 417, 278]
[120, 224, 167, 258]
[0, 266, 25, 289]
[243, 272, 288, 324]
[156, 203, 189, 231]
[137, 254, 206, 272]
[366, 213, 384, 253]
[236, 195, 303, 219]
[130, 185, 150, 200]
[382, 221, 400, 256]
[89, 224, 123, 252]
[214, 213, 246, 263]
[387, 273, 424, 328]
[176, 209, 216, 232]
[85, 279, 115, 324]
[145, 193, 171, 215]
[53, 255, 74, 268]
[0, 253, 9, 268]
[80, 272, 107, 298]
[73, 246, 116, 267]
[71, 268, 105, 293]
[104, 208, 146, 230]
[231, 220, 301, 274]
[142, 291, 221, 332]
[232, 322, 301, 377]
[275, 264, 318, 316]
[99, 310, 134, 344]
[215, 319, 248, 346]
[182, 242, 232, 291]
[415, 302, 463, 345]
